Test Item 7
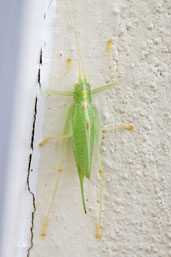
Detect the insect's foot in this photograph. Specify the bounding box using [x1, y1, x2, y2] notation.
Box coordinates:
[41, 232, 46, 237]
[124, 125, 133, 130]
[107, 39, 112, 52]
[128, 125, 133, 130]
[58, 168, 63, 173]
[96, 225, 101, 239]
[99, 169, 103, 174]
[39, 141, 44, 147]
[39, 138, 49, 147]
[67, 58, 72, 69]
[41, 223, 48, 237]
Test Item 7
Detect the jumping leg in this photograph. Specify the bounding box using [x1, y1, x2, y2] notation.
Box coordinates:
[41, 105, 73, 236]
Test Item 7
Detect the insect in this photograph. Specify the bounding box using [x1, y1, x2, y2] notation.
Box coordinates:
[39, 0, 133, 239]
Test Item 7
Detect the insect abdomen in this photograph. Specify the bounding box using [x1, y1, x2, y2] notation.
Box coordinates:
[71, 104, 95, 179]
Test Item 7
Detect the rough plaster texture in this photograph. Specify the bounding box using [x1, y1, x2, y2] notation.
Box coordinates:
[30, 0, 171, 256]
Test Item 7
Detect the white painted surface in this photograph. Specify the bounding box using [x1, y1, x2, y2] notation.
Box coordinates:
[30, 0, 171, 256]
[1, 1, 54, 257]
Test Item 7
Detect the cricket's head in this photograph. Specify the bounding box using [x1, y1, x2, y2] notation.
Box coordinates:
[73, 77, 92, 109]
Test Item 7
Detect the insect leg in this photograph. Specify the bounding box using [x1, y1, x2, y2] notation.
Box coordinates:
[91, 39, 118, 95]
[41, 105, 73, 236]
[91, 82, 117, 95]
[107, 39, 118, 83]
[46, 90, 74, 96]
[101, 125, 133, 132]
[96, 156, 103, 239]
[93, 108, 133, 238]
[49, 58, 72, 86]
[39, 134, 72, 147]
[55, 58, 72, 81]
[92, 105, 103, 239]
[45, 58, 74, 96]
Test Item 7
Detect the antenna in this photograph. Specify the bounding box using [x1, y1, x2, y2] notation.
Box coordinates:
[67, 0, 86, 80]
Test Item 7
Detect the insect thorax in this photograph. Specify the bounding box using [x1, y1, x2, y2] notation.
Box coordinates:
[73, 79, 92, 110]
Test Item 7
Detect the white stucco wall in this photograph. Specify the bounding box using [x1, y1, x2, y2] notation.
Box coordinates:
[29, 0, 171, 256]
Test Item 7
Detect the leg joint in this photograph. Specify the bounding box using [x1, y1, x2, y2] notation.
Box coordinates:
[99, 170, 103, 174]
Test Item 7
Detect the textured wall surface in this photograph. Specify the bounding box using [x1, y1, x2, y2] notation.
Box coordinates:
[30, 0, 171, 256]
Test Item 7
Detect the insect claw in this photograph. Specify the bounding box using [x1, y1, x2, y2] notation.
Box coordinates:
[99, 169, 103, 174]
[39, 139, 47, 147]
[41, 232, 46, 237]
[67, 58, 72, 63]
[41, 223, 48, 237]
[123, 125, 133, 130]
[84, 206, 87, 214]
[107, 39, 112, 51]
[128, 125, 133, 130]
[96, 225, 101, 239]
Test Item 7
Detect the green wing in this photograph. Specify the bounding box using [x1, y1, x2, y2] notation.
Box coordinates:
[71, 103, 100, 212]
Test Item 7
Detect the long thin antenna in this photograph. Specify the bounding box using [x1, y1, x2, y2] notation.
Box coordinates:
[67, 0, 86, 80]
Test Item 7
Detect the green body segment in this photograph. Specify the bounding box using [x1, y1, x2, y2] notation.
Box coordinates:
[66, 78, 100, 212]
[71, 104, 95, 178]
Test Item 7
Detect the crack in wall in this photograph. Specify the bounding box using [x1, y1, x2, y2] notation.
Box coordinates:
[30, 97, 38, 150]
[27, 153, 36, 257]
[38, 48, 42, 88]
[26, 49, 42, 257]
